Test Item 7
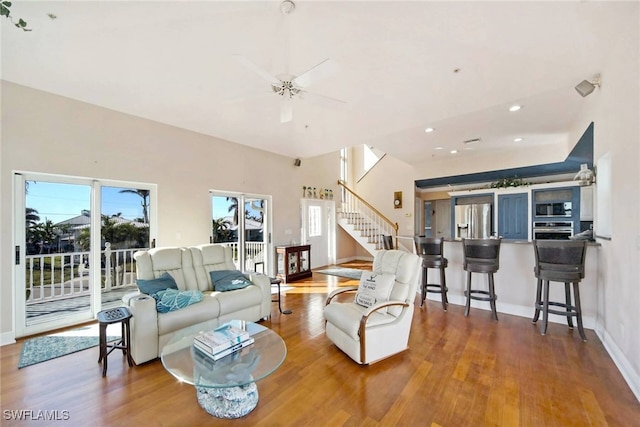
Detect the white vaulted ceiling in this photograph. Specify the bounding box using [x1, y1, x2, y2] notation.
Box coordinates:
[1, 1, 632, 162]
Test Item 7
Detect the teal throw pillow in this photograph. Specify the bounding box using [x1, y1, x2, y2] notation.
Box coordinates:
[153, 288, 203, 313]
[137, 272, 178, 295]
[210, 270, 253, 292]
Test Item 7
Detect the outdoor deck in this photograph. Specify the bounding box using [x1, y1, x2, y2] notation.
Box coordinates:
[26, 286, 138, 324]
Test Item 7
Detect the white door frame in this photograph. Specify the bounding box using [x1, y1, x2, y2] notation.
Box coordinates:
[13, 171, 157, 338]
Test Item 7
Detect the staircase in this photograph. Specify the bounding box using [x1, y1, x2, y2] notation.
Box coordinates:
[337, 180, 398, 257]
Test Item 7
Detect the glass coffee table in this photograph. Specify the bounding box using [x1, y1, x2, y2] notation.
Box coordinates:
[161, 319, 286, 418]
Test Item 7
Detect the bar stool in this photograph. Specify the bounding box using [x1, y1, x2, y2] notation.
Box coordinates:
[462, 238, 502, 320]
[532, 240, 588, 341]
[97, 306, 134, 376]
[381, 235, 394, 250]
[414, 236, 448, 310]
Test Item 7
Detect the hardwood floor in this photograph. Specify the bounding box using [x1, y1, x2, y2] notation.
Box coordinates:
[2, 266, 639, 426]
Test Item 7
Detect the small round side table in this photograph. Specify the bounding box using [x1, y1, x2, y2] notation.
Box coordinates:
[97, 306, 134, 376]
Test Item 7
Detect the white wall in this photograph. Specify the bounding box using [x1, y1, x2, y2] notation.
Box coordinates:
[586, 5, 640, 400]
[0, 81, 303, 340]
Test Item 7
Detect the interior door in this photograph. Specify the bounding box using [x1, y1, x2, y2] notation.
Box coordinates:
[301, 199, 335, 269]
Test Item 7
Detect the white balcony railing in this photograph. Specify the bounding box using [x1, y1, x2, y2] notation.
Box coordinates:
[218, 241, 266, 272]
[25, 245, 145, 304]
[24, 242, 266, 306]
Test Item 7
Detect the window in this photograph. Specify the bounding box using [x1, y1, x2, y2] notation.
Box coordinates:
[308, 206, 322, 237]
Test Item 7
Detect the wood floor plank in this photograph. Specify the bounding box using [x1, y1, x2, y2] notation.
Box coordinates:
[1, 265, 639, 426]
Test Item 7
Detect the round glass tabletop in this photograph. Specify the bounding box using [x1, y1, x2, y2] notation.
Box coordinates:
[161, 319, 286, 389]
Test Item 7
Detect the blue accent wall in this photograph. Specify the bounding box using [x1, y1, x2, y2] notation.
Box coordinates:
[416, 122, 594, 189]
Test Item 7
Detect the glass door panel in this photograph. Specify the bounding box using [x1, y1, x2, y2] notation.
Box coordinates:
[211, 192, 271, 274]
[18, 177, 94, 336]
[244, 197, 267, 273]
[212, 195, 240, 267]
[100, 186, 152, 309]
[15, 174, 157, 338]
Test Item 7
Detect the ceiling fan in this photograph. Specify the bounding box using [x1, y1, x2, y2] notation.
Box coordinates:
[232, 55, 345, 123]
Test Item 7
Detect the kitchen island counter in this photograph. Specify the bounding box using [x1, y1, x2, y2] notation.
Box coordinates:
[398, 236, 600, 328]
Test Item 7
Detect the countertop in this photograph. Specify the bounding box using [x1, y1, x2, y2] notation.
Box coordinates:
[397, 235, 600, 246]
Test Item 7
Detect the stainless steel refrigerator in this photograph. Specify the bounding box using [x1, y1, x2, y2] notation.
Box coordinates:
[454, 203, 492, 239]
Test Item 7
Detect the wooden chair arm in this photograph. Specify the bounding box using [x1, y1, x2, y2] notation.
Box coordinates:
[325, 286, 359, 306]
[359, 300, 410, 364]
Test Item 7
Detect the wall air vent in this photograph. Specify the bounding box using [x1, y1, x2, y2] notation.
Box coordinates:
[464, 138, 482, 144]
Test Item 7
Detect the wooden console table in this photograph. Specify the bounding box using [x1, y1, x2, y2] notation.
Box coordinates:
[275, 244, 311, 283]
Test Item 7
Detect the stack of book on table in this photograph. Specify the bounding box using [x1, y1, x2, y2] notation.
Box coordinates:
[193, 324, 254, 361]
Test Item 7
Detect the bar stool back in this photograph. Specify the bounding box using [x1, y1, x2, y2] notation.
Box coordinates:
[381, 235, 394, 250]
[462, 238, 502, 320]
[414, 236, 448, 310]
[532, 240, 588, 341]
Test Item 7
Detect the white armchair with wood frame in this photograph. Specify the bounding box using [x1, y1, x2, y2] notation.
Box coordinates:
[323, 250, 422, 365]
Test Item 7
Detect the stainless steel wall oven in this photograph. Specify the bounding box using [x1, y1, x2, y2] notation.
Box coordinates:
[532, 221, 574, 240]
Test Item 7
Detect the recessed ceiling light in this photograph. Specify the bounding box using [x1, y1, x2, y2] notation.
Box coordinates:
[450, 150, 458, 154]
[509, 105, 522, 112]
[425, 127, 435, 133]
[434, 147, 443, 150]
[514, 137, 523, 142]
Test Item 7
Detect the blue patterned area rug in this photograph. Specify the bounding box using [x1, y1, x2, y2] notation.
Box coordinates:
[315, 268, 364, 280]
[18, 324, 118, 369]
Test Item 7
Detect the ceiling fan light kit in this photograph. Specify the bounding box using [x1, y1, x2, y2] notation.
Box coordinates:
[233, 55, 344, 123]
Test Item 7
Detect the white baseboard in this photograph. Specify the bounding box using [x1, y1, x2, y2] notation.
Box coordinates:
[334, 255, 374, 265]
[597, 327, 640, 403]
[0, 331, 16, 346]
[426, 293, 598, 327]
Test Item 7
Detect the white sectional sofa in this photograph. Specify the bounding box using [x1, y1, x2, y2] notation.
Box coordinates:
[123, 244, 271, 364]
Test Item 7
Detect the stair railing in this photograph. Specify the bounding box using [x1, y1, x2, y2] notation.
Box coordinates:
[337, 180, 399, 249]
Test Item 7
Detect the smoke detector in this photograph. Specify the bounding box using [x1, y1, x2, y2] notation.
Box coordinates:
[280, 0, 295, 15]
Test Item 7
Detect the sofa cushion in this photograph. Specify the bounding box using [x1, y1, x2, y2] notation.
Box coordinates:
[210, 270, 253, 292]
[133, 247, 197, 291]
[323, 302, 397, 338]
[156, 293, 221, 336]
[214, 285, 262, 315]
[137, 272, 178, 295]
[152, 288, 204, 313]
[190, 245, 238, 291]
[354, 272, 395, 308]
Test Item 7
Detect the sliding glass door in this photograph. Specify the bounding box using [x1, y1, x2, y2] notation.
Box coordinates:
[14, 173, 156, 338]
[211, 191, 272, 275]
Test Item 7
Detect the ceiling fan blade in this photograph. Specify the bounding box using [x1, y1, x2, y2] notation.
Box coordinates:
[280, 97, 293, 123]
[298, 90, 346, 109]
[292, 58, 339, 88]
[232, 54, 281, 86]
